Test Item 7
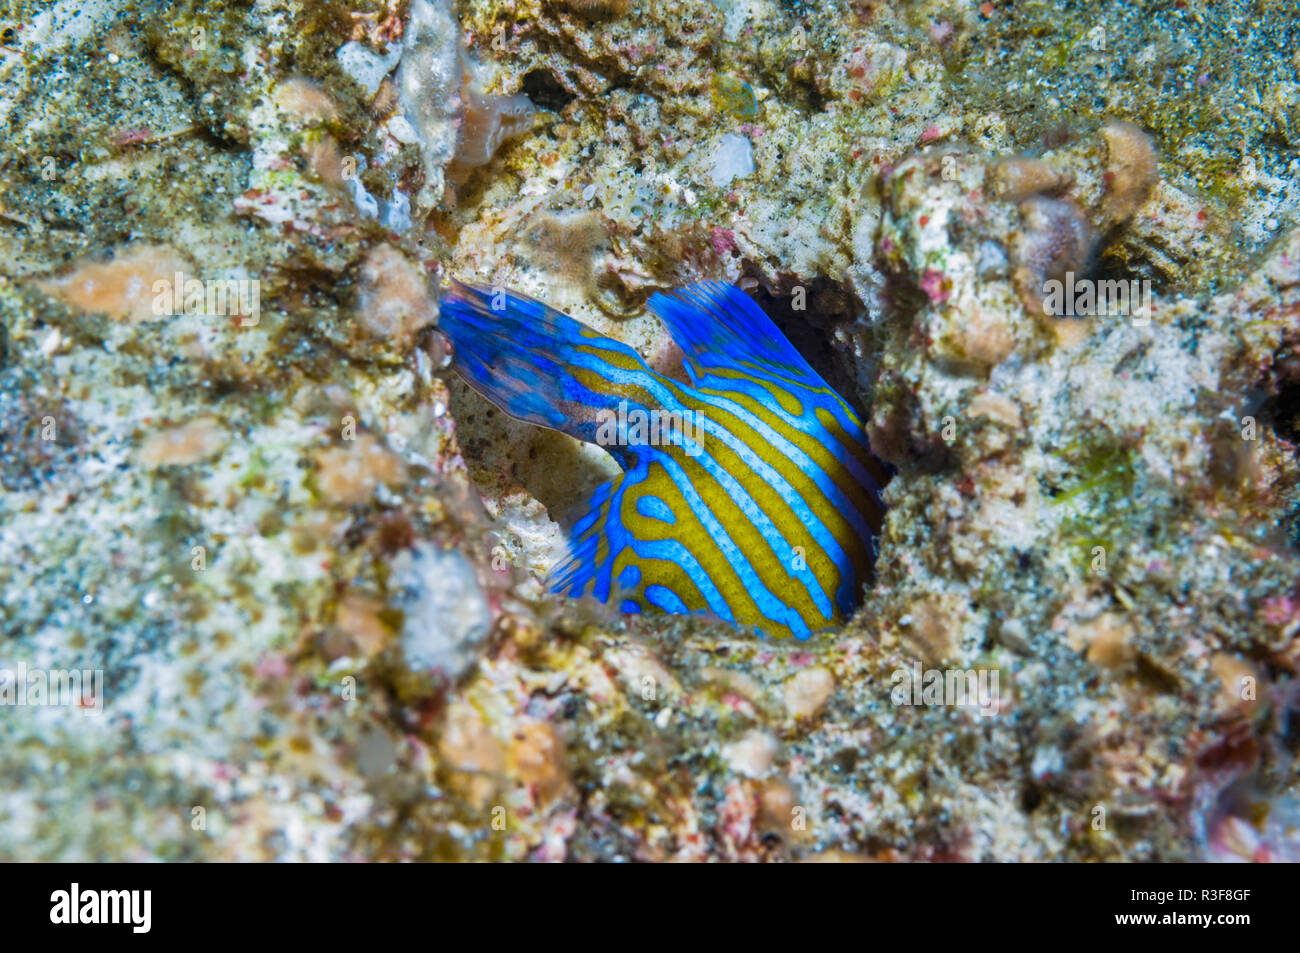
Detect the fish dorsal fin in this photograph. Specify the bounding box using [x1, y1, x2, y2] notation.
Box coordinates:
[646, 281, 829, 394]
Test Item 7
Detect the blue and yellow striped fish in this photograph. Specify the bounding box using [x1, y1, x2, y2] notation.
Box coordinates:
[439, 281, 888, 638]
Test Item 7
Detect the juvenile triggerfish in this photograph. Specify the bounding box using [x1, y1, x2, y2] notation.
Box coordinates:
[439, 281, 888, 638]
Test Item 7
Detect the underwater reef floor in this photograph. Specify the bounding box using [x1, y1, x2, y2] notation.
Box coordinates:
[1, 0, 1299, 860]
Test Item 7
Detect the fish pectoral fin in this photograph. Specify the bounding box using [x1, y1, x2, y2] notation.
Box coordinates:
[544, 475, 626, 603]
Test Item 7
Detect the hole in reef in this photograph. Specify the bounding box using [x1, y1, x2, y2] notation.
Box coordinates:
[1091, 245, 1171, 296]
[1020, 783, 1043, 813]
[521, 68, 575, 113]
[1258, 357, 1300, 550]
[1265, 369, 1300, 449]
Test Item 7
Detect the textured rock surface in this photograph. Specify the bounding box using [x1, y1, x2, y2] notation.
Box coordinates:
[1, 0, 1298, 861]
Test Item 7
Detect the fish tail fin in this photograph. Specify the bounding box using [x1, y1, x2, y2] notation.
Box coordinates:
[438, 282, 660, 457]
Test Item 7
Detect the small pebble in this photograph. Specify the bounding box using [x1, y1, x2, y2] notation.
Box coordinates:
[721, 730, 778, 779]
[784, 667, 835, 720]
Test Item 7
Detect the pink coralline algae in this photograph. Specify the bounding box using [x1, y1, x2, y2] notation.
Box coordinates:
[920, 268, 950, 303]
[710, 226, 738, 256]
[1261, 593, 1300, 631]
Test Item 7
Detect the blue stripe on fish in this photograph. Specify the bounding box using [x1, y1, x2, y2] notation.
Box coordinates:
[438, 279, 889, 638]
